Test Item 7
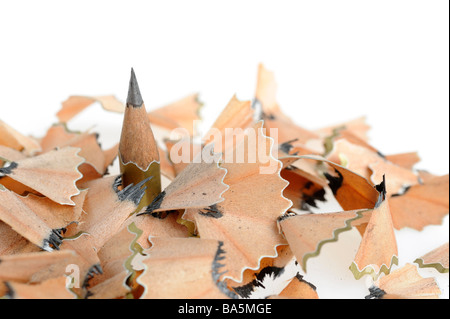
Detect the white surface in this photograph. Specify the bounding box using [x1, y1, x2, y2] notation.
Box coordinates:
[0, 0, 448, 299]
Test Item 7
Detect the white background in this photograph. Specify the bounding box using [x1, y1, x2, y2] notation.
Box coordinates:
[0, 0, 448, 299]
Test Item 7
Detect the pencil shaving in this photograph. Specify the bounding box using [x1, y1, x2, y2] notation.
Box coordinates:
[274, 274, 319, 299]
[279, 209, 372, 272]
[183, 122, 292, 283]
[351, 197, 399, 280]
[138, 237, 236, 299]
[139, 143, 228, 216]
[414, 242, 449, 273]
[389, 174, 449, 230]
[0, 146, 84, 205]
[57, 95, 125, 123]
[366, 263, 441, 299]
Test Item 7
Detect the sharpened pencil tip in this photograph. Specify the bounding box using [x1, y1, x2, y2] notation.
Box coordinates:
[127, 68, 144, 107]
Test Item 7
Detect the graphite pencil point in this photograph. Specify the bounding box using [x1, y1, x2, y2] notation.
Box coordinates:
[127, 68, 144, 107]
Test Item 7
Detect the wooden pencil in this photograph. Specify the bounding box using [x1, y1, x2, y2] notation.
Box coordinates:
[118, 68, 161, 212]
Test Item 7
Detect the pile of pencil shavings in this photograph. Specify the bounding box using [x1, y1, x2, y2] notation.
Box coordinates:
[0, 64, 448, 299]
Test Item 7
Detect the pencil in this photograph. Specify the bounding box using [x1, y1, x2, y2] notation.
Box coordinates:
[118, 68, 161, 212]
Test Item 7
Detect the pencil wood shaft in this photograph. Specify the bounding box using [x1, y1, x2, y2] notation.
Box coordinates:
[119, 105, 159, 168]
